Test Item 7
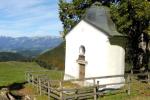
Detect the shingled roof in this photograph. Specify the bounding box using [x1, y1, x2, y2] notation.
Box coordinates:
[84, 4, 123, 37]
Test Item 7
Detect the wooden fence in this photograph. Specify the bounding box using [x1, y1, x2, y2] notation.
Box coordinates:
[25, 71, 150, 100]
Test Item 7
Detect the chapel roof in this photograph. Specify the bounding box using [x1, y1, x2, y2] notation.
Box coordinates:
[84, 3, 123, 37]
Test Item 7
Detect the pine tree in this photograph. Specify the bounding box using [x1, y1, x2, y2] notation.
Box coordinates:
[111, 0, 150, 72]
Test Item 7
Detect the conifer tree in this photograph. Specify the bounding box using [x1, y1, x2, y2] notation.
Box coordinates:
[111, 0, 150, 72]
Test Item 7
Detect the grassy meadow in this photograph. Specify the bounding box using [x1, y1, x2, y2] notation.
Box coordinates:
[99, 79, 150, 100]
[0, 61, 63, 87]
[22, 77, 150, 100]
[0, 61, 149, 100]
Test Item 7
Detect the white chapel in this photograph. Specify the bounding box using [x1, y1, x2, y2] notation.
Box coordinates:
[64, 3, 126, 88]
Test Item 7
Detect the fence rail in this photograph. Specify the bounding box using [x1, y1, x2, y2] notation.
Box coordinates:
[25, 71, 150, 100]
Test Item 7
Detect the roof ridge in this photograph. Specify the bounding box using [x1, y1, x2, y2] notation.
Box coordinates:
[84, 4, 124, 37]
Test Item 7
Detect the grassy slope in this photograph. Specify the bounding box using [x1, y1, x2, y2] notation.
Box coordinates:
[37, 42, 65, 70]
[0, 61, 63, 86]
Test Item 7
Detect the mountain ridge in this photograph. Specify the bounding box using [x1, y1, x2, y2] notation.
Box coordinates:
[0, 36, 63, 57]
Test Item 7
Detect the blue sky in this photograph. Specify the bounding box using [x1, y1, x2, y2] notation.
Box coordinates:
[0, 0, 62, 37]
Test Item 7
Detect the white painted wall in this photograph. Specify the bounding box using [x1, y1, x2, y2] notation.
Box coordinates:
[64, 20, 125, 88]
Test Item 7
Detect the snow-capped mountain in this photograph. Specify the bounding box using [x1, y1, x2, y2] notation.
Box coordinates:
[0, 36, 63, 57]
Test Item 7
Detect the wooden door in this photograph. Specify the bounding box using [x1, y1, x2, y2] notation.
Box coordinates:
[79, 64, 85, 79]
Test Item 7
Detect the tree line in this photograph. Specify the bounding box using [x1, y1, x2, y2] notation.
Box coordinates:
[0, 52, 52, 70]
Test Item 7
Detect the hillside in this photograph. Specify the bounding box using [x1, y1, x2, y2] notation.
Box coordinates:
[0, 52, 26, 61]
[37, 42, 65, 70]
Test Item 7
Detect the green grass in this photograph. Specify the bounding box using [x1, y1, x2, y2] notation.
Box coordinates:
[98, 77, 150, 100]
[22, 76, 149, 100]
[0, 61, 149, 100]
[0, 61, 63, 86]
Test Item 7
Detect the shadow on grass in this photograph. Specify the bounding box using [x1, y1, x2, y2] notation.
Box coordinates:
[0, 81, 28, 99]
[0, 81, 27, 90]
[8, 81, 27, 90]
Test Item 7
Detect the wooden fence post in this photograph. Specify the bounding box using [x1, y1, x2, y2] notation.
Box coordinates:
[93, 78, 97, 100]
[148, 73, 150, 85]
[127, 74, 131, 95]
[25, 72, 27, 81]
[131, 66, 133, 75]
[59, 81, 63, 100]
[48, 81, 51, 100]
[32, 74, 34, 85]
[25, 72, 28, 82]
[75, 89, 78, 100]
[36, 76, 39, 93]
[39, 78, 42, 95]
[28, 73, 31, 83]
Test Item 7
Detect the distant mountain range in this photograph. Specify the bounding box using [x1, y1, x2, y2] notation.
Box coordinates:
[0, 36, 63, 57]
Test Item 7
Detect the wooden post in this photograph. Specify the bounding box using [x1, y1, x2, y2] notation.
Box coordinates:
[59, 81, 63, 100]
[127, 74, 131, 95]
[25, 72, 29, 83]
[25, 71, 29, 82]
[25, 72, 27, 81]
[36, 77, 39, 93]
[131, 66, 133, 75]
[39, 78, 42, 95]
[28, 73, 31, 83]
[32, 75, 35, 85]
[148, 73, 150, 85]
[35, 75, 38, 93]
[75, 89, 78, 100]
[93, 79, 97, 100]
[48, 81, 51, 100]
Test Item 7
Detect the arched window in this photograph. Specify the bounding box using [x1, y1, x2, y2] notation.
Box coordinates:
[79, 45, 85, 55]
